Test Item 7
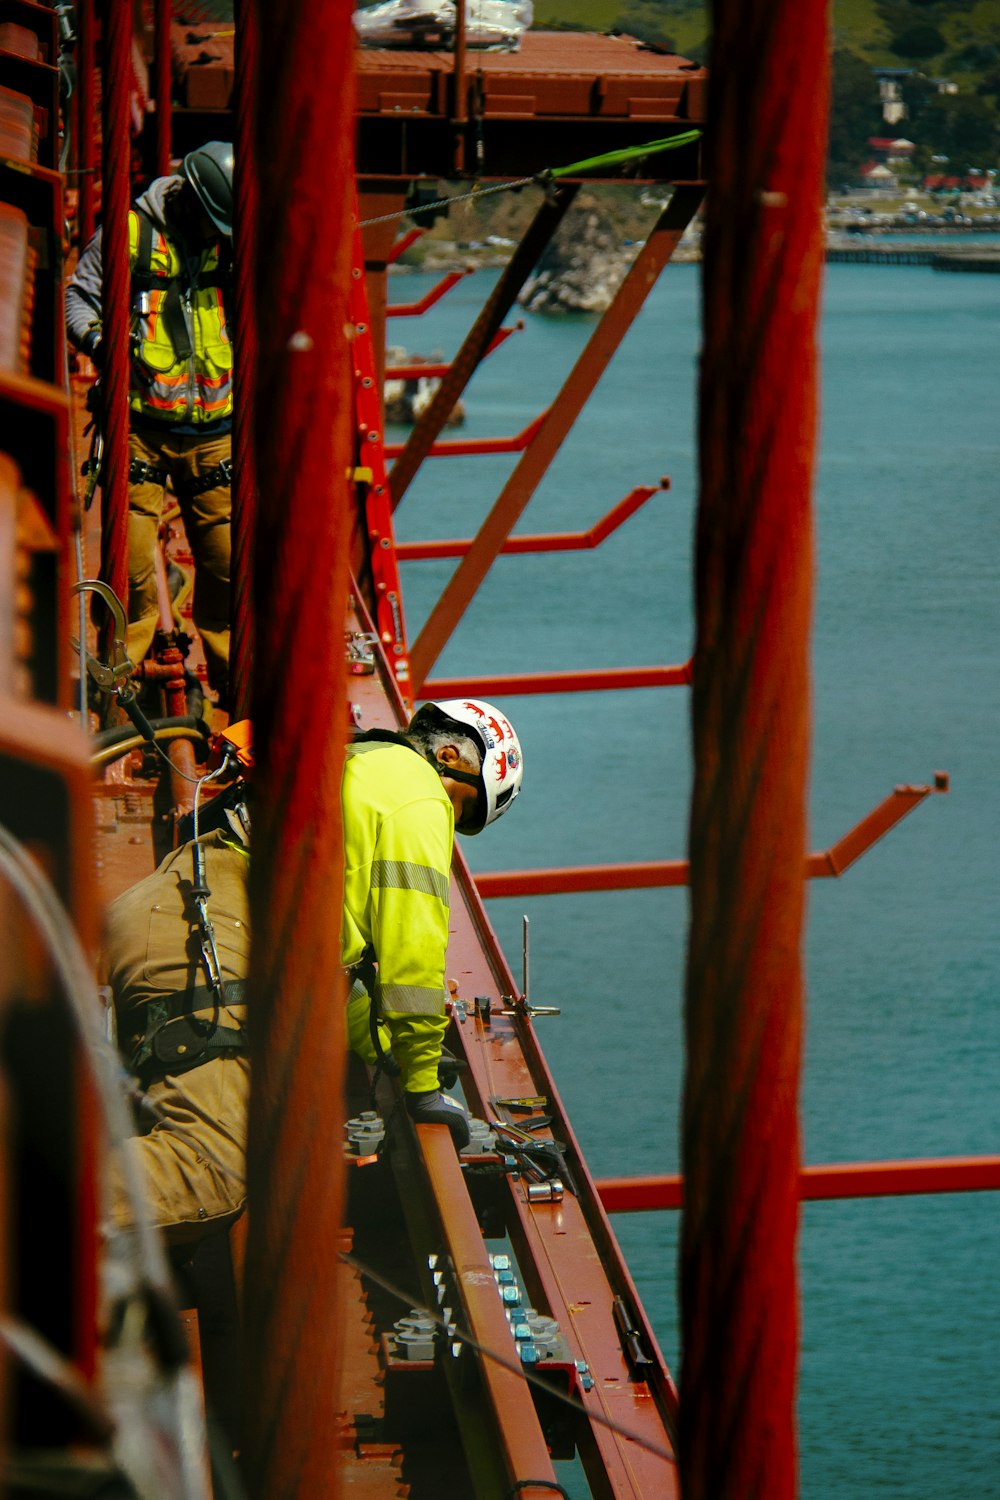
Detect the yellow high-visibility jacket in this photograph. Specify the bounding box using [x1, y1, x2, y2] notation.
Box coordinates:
[127, 208, 233, 424]
[342, 736, 454, 1092]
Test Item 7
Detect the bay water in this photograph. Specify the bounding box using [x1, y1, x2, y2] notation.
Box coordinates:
[388, 252, 1000, 1496]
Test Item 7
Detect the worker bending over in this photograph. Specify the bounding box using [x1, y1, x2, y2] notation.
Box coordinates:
[103, 699, 523, 1238]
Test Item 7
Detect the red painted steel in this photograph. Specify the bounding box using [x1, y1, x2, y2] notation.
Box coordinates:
[680, 0, 829, 1493]
[384, 409, 545, 460]
[385, 324, 517, 379]
[409, 183, 705, 695]
[153, 0, 171, 177]
[596, 1158, 1000, 1212]
[424, 662, 693, 698]
[350, 223, 411, 700]
[397, 481, 666, 558]
[240, 2, 355, 1496]
[97, 0, 131, 642]
[388, 182, 577, 509]
[417, 1123, 560, 1497]
[77, 0, 95, 245]
[471, 778, 945, 897]
[387, 225, 423, 263]
[386, 266, 471, 316]
[230, 0, 259, 722]
[805, 775, 949, 876]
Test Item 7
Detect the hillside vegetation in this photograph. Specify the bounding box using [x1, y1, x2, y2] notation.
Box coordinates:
[533, 0, 1000, 173]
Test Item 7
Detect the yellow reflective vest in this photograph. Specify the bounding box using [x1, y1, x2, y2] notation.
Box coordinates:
[342, 737, 454, 1092]
[127, 208, 233, 424]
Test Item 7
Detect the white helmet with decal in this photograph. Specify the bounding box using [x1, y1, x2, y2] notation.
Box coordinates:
[410, 698, 523, 833]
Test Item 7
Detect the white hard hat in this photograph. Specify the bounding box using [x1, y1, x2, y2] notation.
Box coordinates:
[410, 698, 523, 833]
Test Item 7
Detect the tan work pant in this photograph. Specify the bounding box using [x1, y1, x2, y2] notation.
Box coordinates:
[110, 1028, 249, 1246]
[126, 425, 231, 695]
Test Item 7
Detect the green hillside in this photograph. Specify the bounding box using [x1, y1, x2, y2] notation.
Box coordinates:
[532, 0, 1000, 172]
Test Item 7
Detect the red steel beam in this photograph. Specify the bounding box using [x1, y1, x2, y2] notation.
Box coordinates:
[424, 663, 693, 698]
[388, 226, 423, 264]
[385, 323, 518, 379]
[153, 0, 172, 177]
[596, 1157, 1000, 1212]
[409, 183, 706, 696]
[389, 182, 578, 508]
[472, 778, 947, 898]
[387, 267, 471, 317]
[417, 1123, 560, 1499]
[384, 409, 545, 460]
[397, 480, 667, 558]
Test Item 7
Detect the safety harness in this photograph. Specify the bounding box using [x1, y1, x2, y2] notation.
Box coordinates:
[125, 832, 249, 1088]
[125, 978, 248, 1089]
[131, 205, 233, 366]
[126, 455, 233, 497]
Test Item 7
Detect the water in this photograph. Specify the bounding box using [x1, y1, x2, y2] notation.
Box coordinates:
[387, 257, 1000, 1496]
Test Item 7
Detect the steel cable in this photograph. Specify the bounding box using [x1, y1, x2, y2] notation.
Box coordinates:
[230, 0, 259, 722]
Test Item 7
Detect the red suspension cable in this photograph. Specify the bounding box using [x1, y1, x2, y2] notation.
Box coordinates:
[241, 3, 354, 1498]
[680, 1, 830, 1496]
[97, 0, 131, 634]
[230, 0, 259, 722]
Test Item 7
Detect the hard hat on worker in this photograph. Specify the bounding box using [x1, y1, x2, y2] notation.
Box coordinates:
[408, 698, 523, 834]
[181, 141, 235, 236]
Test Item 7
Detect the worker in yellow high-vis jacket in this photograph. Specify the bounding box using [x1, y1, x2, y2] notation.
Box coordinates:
[343, 698, 524, 1149]
[66, 141, 235, 706]
[102, 699, 523, 1238]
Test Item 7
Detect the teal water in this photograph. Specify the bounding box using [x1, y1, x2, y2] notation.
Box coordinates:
[388, 258, 1000, 1496]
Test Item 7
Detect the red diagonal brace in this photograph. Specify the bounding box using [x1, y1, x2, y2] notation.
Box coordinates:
[384, 410, 546, 460]
[385, 324, 520, 380]
[397, 481, 667, 559]
[471, 776, 949, 898]
[388, 227, 423, 264]
[387, 267, 472, 316]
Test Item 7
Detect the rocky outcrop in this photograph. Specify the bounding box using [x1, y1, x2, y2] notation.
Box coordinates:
[517, 197, 637, 315]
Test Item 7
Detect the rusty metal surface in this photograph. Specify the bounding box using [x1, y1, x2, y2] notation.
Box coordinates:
[169, 27, 705, 182]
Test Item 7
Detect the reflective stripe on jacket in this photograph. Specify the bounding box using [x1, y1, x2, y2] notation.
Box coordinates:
[127, 209, 233, 424]
[341, 739, 453, 1018]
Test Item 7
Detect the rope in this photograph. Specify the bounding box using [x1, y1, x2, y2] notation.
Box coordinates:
[679, 1, 826, 1495]
[357, 130, 702, 228]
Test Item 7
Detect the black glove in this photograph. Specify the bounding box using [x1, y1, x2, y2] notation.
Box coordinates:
[82, 327, 103, 366]
[405, 1089, 471, 1150]
[437, 1046, 465, 1091]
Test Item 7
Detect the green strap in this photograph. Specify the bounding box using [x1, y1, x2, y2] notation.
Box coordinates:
[546, 129, 702, 181]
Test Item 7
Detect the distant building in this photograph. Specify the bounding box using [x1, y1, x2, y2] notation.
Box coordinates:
[859, 162, 899, 190]
[868, 137, 915, 163]
[873, 67, 912, 125]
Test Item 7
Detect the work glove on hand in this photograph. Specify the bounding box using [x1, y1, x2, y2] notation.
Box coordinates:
[405, 1088, 471, 1150]
[82, 327, 103, 367]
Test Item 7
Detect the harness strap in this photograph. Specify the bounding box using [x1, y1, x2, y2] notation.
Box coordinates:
[125, 978, 248, 1084]
[128, 457, 169, 487]
[176, 457, 232, 499]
